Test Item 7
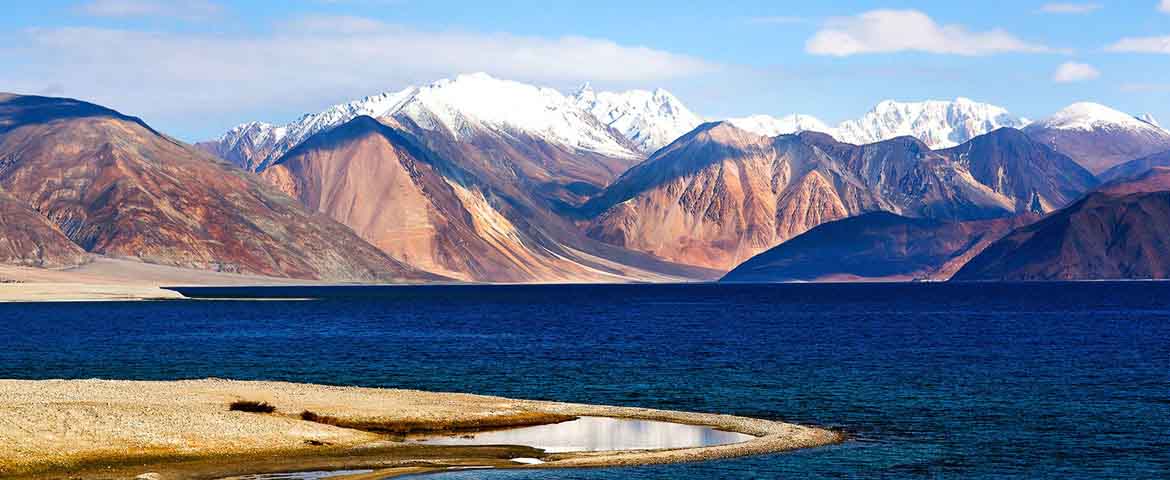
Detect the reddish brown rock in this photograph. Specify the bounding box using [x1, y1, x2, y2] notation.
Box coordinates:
[955, 168, 1170, 281]
[0, 94, 433, 282]
[0, 190, 88, 268]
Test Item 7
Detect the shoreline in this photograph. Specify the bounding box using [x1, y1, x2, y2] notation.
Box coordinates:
[0, 379, 843, 479]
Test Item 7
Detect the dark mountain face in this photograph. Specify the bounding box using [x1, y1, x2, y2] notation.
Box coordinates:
[0, 94, 432, 282]
[954, 169, 1170, 281]
[582, 123, 1095, 271]
[938, 128, 1098, 215]
[721, 212, 1034, 282]
[0, 189, 88, 268]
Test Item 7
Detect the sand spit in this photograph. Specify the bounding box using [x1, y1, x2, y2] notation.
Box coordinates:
[0, 257, 321, 302]
[0, 379, 843, 479]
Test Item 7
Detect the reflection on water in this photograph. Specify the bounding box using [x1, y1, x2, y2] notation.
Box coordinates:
[417, 416, 754, 453]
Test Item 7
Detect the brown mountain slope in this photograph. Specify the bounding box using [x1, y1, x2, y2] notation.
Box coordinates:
[1098, 150, 1170, 184]
[721, 212, 1035, 283]
[583, 124, 887, 270]
[583, 123, 1094, 271]
[0, 94, 433, 282]
[0, 190, 88, 268]
[954, 169, 1170, 281]
[264, 116, 715, 282]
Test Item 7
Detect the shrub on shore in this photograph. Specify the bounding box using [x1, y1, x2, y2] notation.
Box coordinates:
[229, 400, 276, 413]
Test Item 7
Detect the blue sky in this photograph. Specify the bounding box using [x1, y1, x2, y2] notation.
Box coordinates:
[3, 0, 1170, 141]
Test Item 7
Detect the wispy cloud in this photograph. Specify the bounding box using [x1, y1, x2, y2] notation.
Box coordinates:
[805, 9, 1062, 56]
[75, 0, 223, 20]
[1052, 62, 1100, 82]
[4, 17, 720, 128]
[1161, 0, 1170, 13]
[1037, 3, 1102, 14]
[1106, 35, 1170, 54]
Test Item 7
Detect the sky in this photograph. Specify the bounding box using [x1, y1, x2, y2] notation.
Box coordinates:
[3, 0, 1170, 141]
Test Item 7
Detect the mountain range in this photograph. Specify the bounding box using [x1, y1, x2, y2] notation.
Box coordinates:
[0, 93, 435, 282]
[6, 72, 1170, 284]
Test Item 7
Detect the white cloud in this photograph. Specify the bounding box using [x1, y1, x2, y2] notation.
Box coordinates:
[1161, 0, 1170, 13]
[1107, 35, 1170, 54]
[75, 0, 223, 20]
[2, 18, 719, 134]
[1038, 3, 1102, 14]
[1052, 62, 1100, 83]
[805, 9, 1061, 56]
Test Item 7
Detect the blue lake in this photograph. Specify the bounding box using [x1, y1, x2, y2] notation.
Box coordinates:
[2, 283, 1168, 478]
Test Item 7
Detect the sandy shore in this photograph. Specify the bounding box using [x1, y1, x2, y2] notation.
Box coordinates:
[0, 257, 322, 302]
[0, 379, 842, 479]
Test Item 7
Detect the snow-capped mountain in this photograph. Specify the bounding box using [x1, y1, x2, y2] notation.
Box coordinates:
[1032, 102, 1165, 133]
[834, 98, 1029, 149]
[210, 73, 641, 171]
[571, 84, 703, 154]
[1024, 102, 1170, 173]
[726, 114, 832, 137]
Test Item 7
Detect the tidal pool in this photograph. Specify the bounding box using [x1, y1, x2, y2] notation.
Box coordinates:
[416, 416, 755, 453]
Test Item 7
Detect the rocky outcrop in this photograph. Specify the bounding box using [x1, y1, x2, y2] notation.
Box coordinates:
[0, 190, 88, 268]
[0, 93, 433, 282]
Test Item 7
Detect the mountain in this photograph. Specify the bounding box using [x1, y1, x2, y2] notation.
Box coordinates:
[1023, 102, 1170, 174]
[834, 98, 1029, 149]
[721, 212, 1036, 282]
[726, 114, 831, 137]
[0, 93, 432, 282]
[583, 123, 1096, 271]
[1097, 149, 1170, 184]
[203, 73, 641, 173]
[263, 115, 717, 283]
[571, 84, 703, 154]
[0, 190, 88, 268]
[954, 168, 1170, 281]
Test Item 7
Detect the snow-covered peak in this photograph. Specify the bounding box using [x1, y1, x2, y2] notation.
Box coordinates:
[835, 98, 1029, 149]
[1035, 102, 1166, 134]
[726, 114, 831, 137]
[213, 73, 642, 170]
[571, 86, 703, 154]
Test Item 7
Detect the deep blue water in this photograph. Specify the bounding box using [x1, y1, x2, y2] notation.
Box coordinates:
[2, 283, 1169, 479]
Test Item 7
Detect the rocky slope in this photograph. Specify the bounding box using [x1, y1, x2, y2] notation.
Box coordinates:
[584, 122, 1095, 271]
[1024, 102, 1170, 174]
[0, 190, 88, 268]
[0, 93, 432, 282]
[721, 212, 1035, 282]
[954, 168, 1170, 281]
[263, 115, 717, 283]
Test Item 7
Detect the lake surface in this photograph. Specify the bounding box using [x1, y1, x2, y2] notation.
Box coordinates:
[416, 416, 753, 453]
[2, 282, 1168, 479]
